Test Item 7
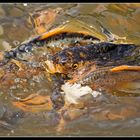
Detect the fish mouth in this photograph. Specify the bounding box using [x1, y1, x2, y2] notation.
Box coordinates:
[44, 60, 98, 80]
[44, 60, 66, 74]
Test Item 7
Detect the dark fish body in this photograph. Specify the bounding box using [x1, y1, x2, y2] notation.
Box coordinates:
[52, 42, 139, 67]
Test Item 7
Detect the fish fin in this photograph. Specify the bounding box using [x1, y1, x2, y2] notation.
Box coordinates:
[110, 65, 140, 72]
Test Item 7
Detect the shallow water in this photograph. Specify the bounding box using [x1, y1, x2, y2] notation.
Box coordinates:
[0, 3, 140, 136]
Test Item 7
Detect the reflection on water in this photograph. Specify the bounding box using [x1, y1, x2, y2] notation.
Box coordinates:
[0, 3, 140, 136]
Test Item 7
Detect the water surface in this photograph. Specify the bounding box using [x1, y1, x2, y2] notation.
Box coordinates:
[0, 3, 140, 136]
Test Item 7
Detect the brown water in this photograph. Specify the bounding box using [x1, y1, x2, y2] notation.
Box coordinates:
[0, 3, 140, 136]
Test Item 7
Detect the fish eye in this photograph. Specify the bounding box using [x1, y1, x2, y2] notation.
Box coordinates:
[72, 63, 78, 69]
